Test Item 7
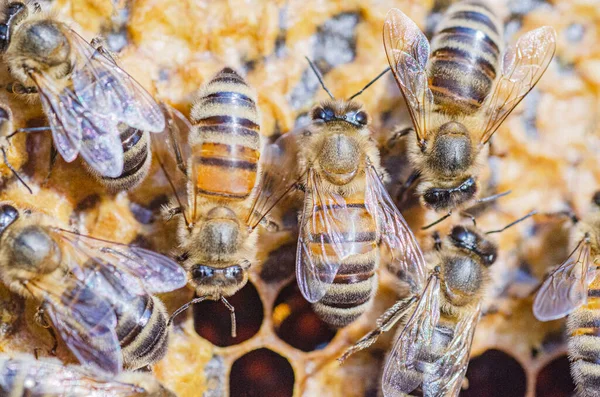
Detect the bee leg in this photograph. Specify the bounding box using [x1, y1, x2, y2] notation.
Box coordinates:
[386, 126, 413, 148]
[395, 170, 420, 204]
[164, 206, 182, 221]
[459, 211, 476, 227]
[6, 82, 38, 95]
[338, 296, 417, 363]
[34, 306, 58, 356]
[432, 231, 442, 251]
[90, 37, 118, 65]
[42, 145, 58, 186]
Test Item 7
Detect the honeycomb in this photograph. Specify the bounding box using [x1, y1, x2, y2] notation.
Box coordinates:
[0, 0, 598, 396]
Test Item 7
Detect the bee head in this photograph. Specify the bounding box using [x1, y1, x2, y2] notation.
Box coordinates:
[311, 101, 369, 129]
[448, 225, 497, 267]
[592, 191, 600, 208]
[422, 177, 478, 211]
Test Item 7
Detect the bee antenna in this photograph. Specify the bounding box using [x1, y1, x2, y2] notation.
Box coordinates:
[305, 57, 335, 100]
[168, 296, 208, 326]
[1, 147, 32, 194]
[221, 296, 237, 338]
[485, 210, 537, 235]
[348, 67, 391, 101]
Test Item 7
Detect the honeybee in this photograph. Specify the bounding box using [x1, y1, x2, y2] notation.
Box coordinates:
[384, 2, 555, 223]
[155, 67, 264, 336]
[534, 192, 600, 397]
[340, 213, 534, 396]
[0, 103, 33, 193]
[0, 1, 165, 180]
[0, 353, 176, 396]
[0, 202, 187, 375]
[250, 61, 425, 329]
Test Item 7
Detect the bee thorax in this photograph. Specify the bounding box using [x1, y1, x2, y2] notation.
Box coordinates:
[319, 134, 361, 185]
[18, 21, 69, 66]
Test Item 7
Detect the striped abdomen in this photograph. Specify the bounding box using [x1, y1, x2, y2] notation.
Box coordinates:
[567, 277, 600, 397]
[307, 191, 379, 328]
[117, 294, 169, 370]
[190, 67, 261, 201]
[429, 1, 503, 115]
[96, 125, 151, 191]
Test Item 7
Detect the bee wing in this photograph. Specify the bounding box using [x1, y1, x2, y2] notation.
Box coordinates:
[480, 27, 556, 144]
[365, 165, 427, 293]
[247, 130, 303, 229]
[68, 31, 165, 133]
[30, 278, 122, 376]
[383, 8, 433, 145]
[296, 169, 365, 303]
[424, 305, 481, 397]
[382, 273, 441, 396]
[31, 71, 124, 178]
[56, 229, 187, 294]
[151, 104, 194, 217]
[533, 240, 593, 321]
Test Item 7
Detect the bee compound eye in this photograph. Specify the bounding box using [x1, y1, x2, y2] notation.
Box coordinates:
[355, 111, 368, 125]
[0, 204, 18, 232]
[192, 265, 214, 280]
[0, 24, 9, 52]
[313, 107, 327, 121]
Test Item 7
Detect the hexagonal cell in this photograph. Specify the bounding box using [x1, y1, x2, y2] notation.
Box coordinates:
[230, 348, 294, 397]
[273, 282, 336, 352]
[193, 282, 263, 347]
[462, 349, 526, 397]
[536, 355, 575, 397]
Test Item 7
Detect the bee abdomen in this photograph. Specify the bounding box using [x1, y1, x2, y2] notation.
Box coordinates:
[568, 299, 600, 397]
[429, 1, 502, 114]
[312, 255, 378, 329]
[96, 127, 151, 191]
[191, 68, 261, 201]
[117, 295, 169, 370]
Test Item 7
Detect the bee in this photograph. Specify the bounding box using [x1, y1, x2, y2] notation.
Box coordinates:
[0, 353, 176, 396]
[0, 1, 165, 181]
[0, 103, 34, 193]
[384, 2, 555, 225]
[155, 67, 264, 336]
[534, 192, 600, 397]
[0, 202, 187, 375]
[339, 213, 534, 396]
[249, 60, 425, 329]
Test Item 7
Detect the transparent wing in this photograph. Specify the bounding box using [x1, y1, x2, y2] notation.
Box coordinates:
[151, 104, 194, 220]
[383, 8, 433, 145]
[29, 278, 122, 376]
[424, 305, 481, 397]
[247, 129, 303, 230]
[68, 30, 165, 133]
[365, 165, 426, 293]
[55, 229, 187, 294]
[31, 71, 123, 178]
[296, 168, 373, 303]
[382, 273, 441, 397]
[480, 26, 556, 143]
[0, 355, 142, 396]
[533, 239, 593, 321]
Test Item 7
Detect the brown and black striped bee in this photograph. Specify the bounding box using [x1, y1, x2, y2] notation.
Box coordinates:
[384, 2, 555, 223]
[0, 202, 187, 375]
[0, 353, 176, 396]
[340, 212, 534, 396]
[534, 192, 600, 397]
[156, 67, 264, 336]
[0, 1, 164, 182]
[251, 61, 425, 329]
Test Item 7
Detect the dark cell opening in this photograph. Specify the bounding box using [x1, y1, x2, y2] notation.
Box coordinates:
[193, 282, 263, 347]
[536, 355, 575, 397]
[260, 242, 296, 283]
[460, 349, 527, 397]
[230, 348, 294, 397]
[273, 282, 336, 352]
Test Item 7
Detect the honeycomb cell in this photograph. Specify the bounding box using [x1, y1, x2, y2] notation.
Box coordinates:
[536, 355, 575, 397]
[229, 348, 294, 397]
[193, 282, 263, 347]
[273, 282, 336, 352]
[461, 350, 527, 397]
